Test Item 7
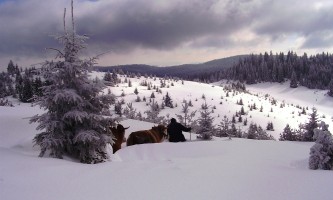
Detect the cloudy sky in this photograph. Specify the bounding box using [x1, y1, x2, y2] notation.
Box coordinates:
[1, 0, 333, 70]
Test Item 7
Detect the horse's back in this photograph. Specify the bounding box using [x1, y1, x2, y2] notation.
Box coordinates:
[127, 130, 157, 146]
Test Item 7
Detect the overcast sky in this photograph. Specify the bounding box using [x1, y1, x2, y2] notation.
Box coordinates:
[1, 0, 333, 70]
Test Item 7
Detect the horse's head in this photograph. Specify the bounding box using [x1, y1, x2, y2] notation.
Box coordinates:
[153, 124, 168, 139]
[116, 124, 129, 133]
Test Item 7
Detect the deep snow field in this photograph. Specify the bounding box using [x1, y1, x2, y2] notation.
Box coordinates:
[1, 72, 333, 200]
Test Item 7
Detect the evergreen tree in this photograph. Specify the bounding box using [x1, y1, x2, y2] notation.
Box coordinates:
[134, 87, 139, 95]
[150, 92, 155, 98]
[303, 107, 319, 141]
[197, 102, 215, 140]
[32, 77, 43, 97]
[7, 60, 16, 75]
[266, 122, 274, 131]
[309, 122, 333, 170]
[164, 92, 173, 108]
[135, 95, 141, 102]
[176, 100, 196, 127]
[279, 124, 297, 141]
[144, 99, 163, 123]
[238, 98, 243, 105]
[243, 118, 248, 126]
[103, 71, 112, 81]
[290, 70, 298, 88]
[257, 126, 274, 140]
[246, 122, 258, 139]
[128, 79, 132, 87]
[240, 106, 245, 115]
[103, 71, 114, 86]
[123, 103, 137, 119]
[30, 1, 115, 163]
[229, 123, 237, 137]
[231, 115, 236, 123]
[114, 101, 122, 116]
[328, 79, 333, 97]
[218, 115, 229, 137]
[20, 76, 33, 102]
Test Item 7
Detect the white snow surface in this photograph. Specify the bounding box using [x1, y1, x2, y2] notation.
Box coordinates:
[1, 73, 333, 200]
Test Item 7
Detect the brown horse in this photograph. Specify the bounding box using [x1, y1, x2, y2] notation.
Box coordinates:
[110, 124, 129, 153]
[126, 125, 167, 146]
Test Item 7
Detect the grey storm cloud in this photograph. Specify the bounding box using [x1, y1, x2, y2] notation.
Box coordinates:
[0, 0, 258, 57]
[76, 0, 255, 52]
[252, 0, 333, 45]
[1, 0, 333, 62]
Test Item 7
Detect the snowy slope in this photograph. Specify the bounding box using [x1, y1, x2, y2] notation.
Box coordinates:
[92, 71, 333, 138]
[1, 73, 333, 200]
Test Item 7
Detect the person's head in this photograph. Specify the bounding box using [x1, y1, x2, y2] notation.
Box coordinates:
[171, 118, 176, 123]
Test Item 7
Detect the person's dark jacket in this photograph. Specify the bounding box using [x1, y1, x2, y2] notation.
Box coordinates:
[167, 120, 191, 142]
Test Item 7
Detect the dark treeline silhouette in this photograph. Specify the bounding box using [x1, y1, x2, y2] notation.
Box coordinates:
[95, 51, 333, 94]
[224, 51, 333, 90]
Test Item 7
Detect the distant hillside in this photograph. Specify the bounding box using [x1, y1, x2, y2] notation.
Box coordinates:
[94, 55, 248, 79]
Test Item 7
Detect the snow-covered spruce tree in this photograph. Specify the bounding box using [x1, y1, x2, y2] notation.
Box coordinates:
[309, 122, 333, 170]
[30, 1, 115, 163]
[303, 107, 319, 141]
[266, 122, 274, 131]
[279, 124, 297, 141]
[197, 102, 215, 140]
[257, 126, 275, 140]
[218, 115, 230, 137]
[164, 92, 173, 108]
[246, 122, 258, 139]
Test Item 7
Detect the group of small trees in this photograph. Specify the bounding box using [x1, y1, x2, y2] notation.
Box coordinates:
[0, 60, 45, 103]
[279, 107, 318, 142]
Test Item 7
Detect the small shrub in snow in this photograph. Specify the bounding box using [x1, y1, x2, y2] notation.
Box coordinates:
[135, 95, 141, 102]
[134, 88, 139, 95]
[0, 98, 13, 107]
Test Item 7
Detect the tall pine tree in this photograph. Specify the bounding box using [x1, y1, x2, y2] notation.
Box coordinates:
[30, 1, 115, 163]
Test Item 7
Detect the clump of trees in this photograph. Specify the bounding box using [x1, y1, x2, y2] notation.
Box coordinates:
[279, 107, 319, 142]
[0, 60, 44, 103]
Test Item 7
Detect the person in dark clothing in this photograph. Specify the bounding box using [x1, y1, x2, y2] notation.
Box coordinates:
[167, 118, 191, 142]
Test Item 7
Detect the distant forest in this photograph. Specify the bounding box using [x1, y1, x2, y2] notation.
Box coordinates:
[98, 51, 333, 92]
[221, 51, 333, 90]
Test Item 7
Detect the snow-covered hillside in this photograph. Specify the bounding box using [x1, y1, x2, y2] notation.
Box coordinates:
[93, 71, 333, 139]
[1, 72, 333, 200]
